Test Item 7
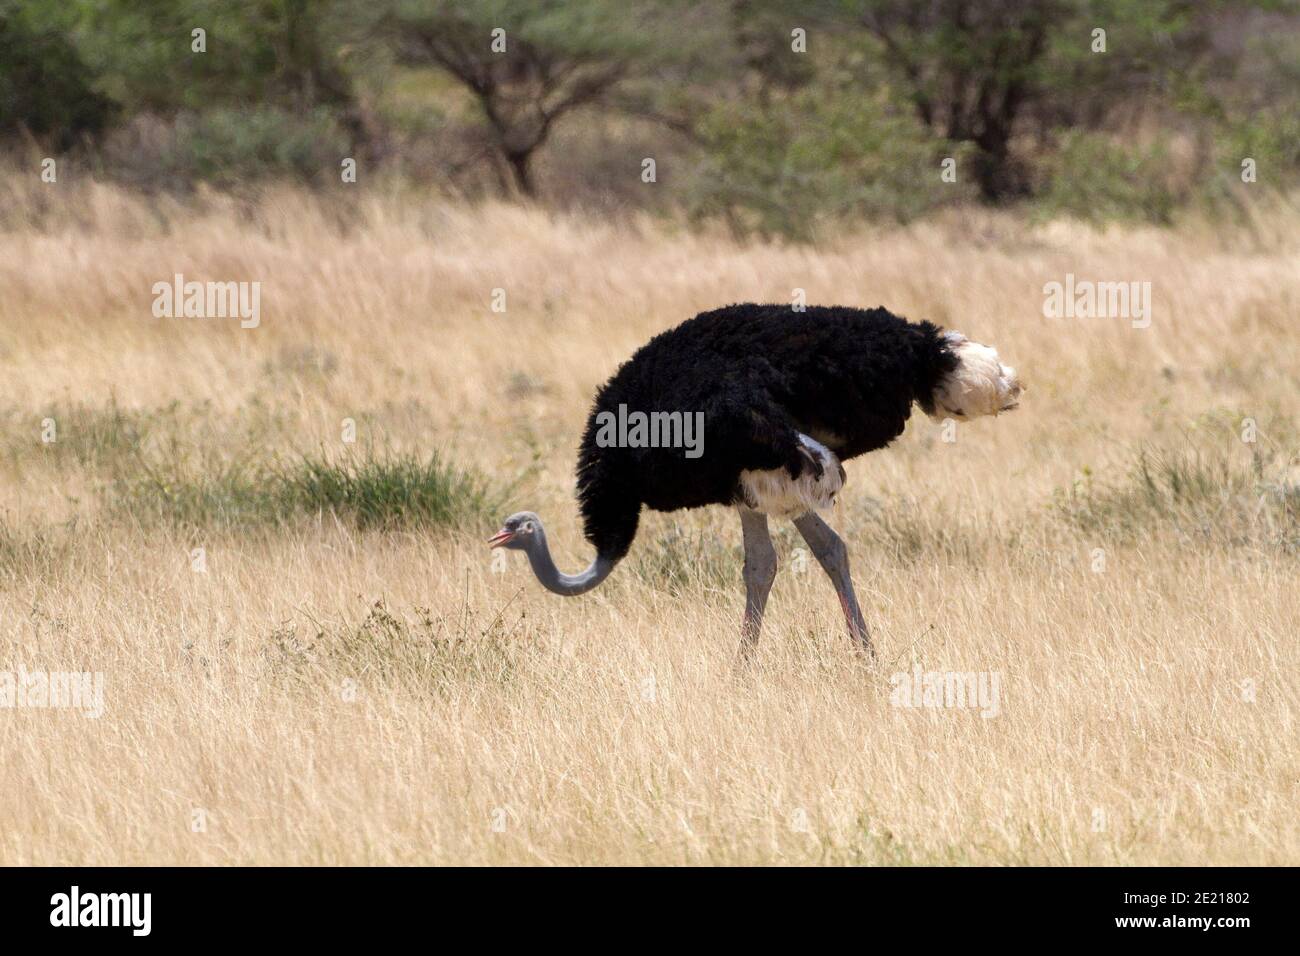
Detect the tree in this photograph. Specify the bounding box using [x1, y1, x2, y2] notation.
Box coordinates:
[854, 0, 1058, 200]
[0, 4, 115, 150]
[850, 0, 1248, 201]
[387, 1, 676, 197]
[77, 0, 379, 156]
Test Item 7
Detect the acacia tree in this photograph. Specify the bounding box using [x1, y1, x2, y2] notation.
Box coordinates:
[71, 0, 379, 157]
[855, 0, 1059, 200]
[389, 1, 684, 197]
[851, 0, 1244, 201]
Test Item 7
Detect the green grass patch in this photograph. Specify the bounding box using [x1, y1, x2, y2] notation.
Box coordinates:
[108, 450, 503, 532]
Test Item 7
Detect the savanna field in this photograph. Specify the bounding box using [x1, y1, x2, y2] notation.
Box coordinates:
[0, 176, 1296, 865]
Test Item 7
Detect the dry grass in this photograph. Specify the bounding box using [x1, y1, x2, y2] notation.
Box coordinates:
[0, 175, 1297, 864]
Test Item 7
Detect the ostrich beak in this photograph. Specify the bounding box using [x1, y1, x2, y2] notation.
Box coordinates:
[487, 529, 515, 549]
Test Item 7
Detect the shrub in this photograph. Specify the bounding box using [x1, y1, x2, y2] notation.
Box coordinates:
[0, 9, 115, 150]
[105, 107, 350, 188]
[686, 79, 974, 240]
[1033, 131, 1181, 225]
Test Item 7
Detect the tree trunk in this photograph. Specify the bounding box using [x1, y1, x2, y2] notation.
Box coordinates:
[971, 146, 1019, 202]
[504, 149, 535, 198]
[969, 92, 1031, 202]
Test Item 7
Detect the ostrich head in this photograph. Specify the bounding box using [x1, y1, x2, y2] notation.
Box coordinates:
[487, 511, 540, 551]
[487, 511, 616, 596]
[927, 331, 1023, 422]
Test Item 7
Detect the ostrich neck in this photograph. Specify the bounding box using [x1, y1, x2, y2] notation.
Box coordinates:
[523, 525, 616, 596]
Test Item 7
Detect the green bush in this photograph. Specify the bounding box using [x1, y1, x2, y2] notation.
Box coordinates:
[163, 106, 350, 186]
[1198, 108, 1300, 209]
[0, 8, 115, 149]
[686, 79, 974, 240]
[1033, 131, 1181, 225]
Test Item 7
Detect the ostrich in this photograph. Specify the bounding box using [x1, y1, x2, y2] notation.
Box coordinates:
[488, 304, 1022, 657]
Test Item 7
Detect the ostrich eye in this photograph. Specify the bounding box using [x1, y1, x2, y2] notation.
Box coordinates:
[524, 521, 536, 533]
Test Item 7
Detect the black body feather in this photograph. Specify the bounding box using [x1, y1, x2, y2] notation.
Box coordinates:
[575, 304, 960, 561]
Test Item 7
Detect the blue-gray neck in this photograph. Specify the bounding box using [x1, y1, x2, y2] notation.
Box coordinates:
[522, 522, 617, 596]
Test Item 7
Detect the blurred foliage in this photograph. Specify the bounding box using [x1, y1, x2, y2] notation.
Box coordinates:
[0, 0, 1296, 236]
[160, 107, 351, 187]
[687, 73, 976, 238]
[1033, 131, 1180, 224]
[74, 0, 362, 114]
[0, 2, 115, 149]
[383, 0, 729, 195]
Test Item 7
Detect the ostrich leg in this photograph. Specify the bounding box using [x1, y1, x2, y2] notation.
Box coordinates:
[793, 512, 874, 658]
[738, 508, 778, 658]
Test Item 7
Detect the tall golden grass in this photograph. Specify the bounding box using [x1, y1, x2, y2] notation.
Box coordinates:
[0, 175, 1296, 864]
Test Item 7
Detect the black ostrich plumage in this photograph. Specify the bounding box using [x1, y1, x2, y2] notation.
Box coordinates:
[574, 303, 960, 561]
